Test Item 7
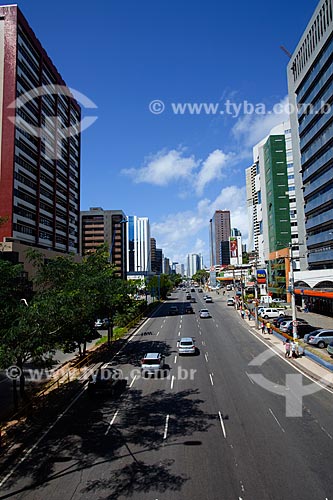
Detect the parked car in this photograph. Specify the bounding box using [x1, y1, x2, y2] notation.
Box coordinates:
[205, 296, 213, 303]
[327, 342, 333, 357]
[178, 337, 196, 355]
[272, 298, 285, 303]
[185, 305, 194, 314]
[169, 305, 179, 315]
[227, 298, 235, 306]
[94, 318, 109, 329]
[87, 364, 126, 396]
[199, 309, 211, 318]
[141, 353, 165, 376]
[279, 318, 308, 332]
[304, 329, 333, 348]
[272, 315, 293, 327]
[286, 323, 318, 338]
[259, 308, 286, 319]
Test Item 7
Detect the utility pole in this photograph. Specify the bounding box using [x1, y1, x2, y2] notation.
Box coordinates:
[253, 252, 259, 329]
[289, 243, 298, 340]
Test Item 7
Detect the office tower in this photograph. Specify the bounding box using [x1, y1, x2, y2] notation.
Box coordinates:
[231, 228, 242, 237]
[150, 237, 157, 273]
[287, 0, 333, 315]
[186, 253, 201, 277]
[210, 210, 231, 266]
[127, 216, 151, 275]
[155, 248, 163, 274]
[0, 5, 80, 261]
[80, 208, 127, 279]
[163, 257, 170, 275]
[288, 0, 333, 271]
[220, 241, 230, 266]
[175, 263, 185, 276]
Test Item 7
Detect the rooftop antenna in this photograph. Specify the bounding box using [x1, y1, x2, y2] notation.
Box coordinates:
[280, 45, 292, 59]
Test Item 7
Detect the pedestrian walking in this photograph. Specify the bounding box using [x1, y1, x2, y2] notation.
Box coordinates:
[266, 321, 271, 334]
[241, 310, 245, 319]
[284, 339, 291, 358]
[291, 340, 297, 358]
[261, 321, 265, 334]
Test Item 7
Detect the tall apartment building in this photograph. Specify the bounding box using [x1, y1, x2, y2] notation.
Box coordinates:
[246, 163, 261, 256]
[80, 208, 127, 279]
[186, 253, 201, 278]
[155, 248, 163, 274]
[127, 216, 151, 277]
[209, 210, 231, 266]
[288, 0, 333, 315]
[150, 237, 157, 273]
[0, 5, 80, 264]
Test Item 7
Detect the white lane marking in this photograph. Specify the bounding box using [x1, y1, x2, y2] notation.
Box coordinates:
[156, 331, 160, 336]
[205, 353, 209, 362]
[105, 409, 119, 435]
[209, 373, 214, 386]
[0, 386, 86, 488]
[245, 372, 255, 384]
[202, 340, 206, 346]
[129, 375, 137, 388]
[174, 355, 178, 364]
[163, 414, 170, 439]
[163, 319, 166, 323]
[199, 331, 202, 335]
[246, 326, 333, 397]
[179, 323, 182, 328]
[216, 324, 219, 328]
[320, 426, 333, 439]
[218, 411, 226, 438]
[268, 408, 285, 433]
[161, 324, 164, 329]
[178, 331, 181, 336]
[171, 375, 175, 390]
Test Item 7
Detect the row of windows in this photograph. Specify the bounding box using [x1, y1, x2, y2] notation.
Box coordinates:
[292, 0, 333, 81]
[14, 171, 37, 191]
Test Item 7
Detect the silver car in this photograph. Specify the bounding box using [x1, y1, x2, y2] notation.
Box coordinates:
[141, 353, 165, 376]
[178, 337, 196, 355]
[200, 308, 211, 318]
[304, 329, 333, 348]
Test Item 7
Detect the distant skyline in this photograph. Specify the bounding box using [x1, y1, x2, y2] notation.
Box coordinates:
[5, 0, 319, 266]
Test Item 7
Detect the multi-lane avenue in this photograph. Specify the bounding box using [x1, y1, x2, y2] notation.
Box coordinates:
[0, 290, 332, 500]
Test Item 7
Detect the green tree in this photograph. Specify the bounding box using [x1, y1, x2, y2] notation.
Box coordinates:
[192, 269, 209, 284]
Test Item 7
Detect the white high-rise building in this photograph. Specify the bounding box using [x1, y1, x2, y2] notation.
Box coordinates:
[186, 253, 201, 278]
[126, 216, 151, 277]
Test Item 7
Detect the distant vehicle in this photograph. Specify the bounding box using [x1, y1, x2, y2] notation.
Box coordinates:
[285, 323, 318, 338]
[198, 288, 203, 293]
[226, 285, 232, 291]
[200, 309, 211, 318]
[272, 315, 293, 327]
[259, 308, 286, 319]
[272, 298, 285, 303]
[190, 297, 196, 303]
[185, 305, 194, 314]
[141, 353, 165, 376]
[279, 319, 308, 332]
[178, 337, 196, 355]
[186, 294, 192, 300]
[304, 329, 333, 348]
[205, 296, 213, 303]
[169, 305, 179, 315]
[87, 364, 126, 396]
[227, 298, 235, 306]
[191, 288, 195, 292]
[94, 318, 109, 329]
[203, 295, 208, 300]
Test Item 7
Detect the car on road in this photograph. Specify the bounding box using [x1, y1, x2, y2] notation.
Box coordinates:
[226, 285, 232, 291]
[185, 305, 194, 314]
[227, 298, 235, 306]
[186, 294, 192, 300]
[259, 308, 286, 319]
[178, 337, 196, 355]
[199, 308, 211, 318]
[303, 329, 333, 348]
[87, 364, 126, 396]
[141, 353, 165, 376]
[190, 297, 196, 303]
[279, 318, 308, 332]
[94, 318, 109, 329]
[203, 295, 208, 300]
[191, 288, 195, 292]
[198, 288, 203, 292]
[169, 305, 179, 315]
[205, 296, 213, 303]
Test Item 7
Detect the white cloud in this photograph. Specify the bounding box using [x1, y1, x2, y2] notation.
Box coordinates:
[231, 96, 290, 148]
[194, 149, 230, 196]
[151, 185, 247, 266]
[121, 149, 198, 186]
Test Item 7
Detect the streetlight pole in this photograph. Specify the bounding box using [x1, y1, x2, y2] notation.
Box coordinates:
[289, 243, 298, 340]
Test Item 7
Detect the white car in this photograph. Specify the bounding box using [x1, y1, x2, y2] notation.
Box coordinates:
[141, 353, 165, 376]
[178, 337, 196, 355]
[259, 308, 285, 319]
[205, 296, 213, 303]
[200, 309, 211, 318]
[272, 298, 285, 303]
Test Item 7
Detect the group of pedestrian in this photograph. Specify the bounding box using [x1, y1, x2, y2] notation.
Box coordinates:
[284, 338, 299, 358]
[260, 321, 271, 334]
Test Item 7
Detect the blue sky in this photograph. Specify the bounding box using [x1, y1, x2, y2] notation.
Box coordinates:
[12, 0, 318, 266]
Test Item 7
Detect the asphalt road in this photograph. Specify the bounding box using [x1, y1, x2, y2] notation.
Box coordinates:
[0, 290, 333, 499]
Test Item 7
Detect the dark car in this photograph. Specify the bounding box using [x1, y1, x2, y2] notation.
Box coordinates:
[286, 323, 318, 338]
[185, 305, 194, 314]
[169, 305, 179, 315]
[87, 364, 126, 396]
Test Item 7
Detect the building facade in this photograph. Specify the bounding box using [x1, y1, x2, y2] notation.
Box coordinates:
[0, 5, 81, 256]
[186, 253, 201, 278]
[80, 207, 127, 279]
[127, 216, 151, 278]
[288, 0, 333, 315]
[209, 210, 231, 266]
